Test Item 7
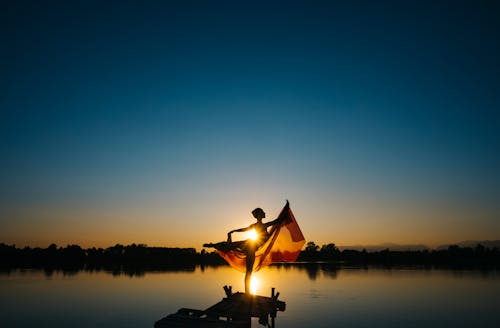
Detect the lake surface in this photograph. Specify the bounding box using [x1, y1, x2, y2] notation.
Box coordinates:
[1, 264, 499, 327]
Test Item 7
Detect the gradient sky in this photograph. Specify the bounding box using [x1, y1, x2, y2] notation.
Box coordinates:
[1, 1, 499, 248]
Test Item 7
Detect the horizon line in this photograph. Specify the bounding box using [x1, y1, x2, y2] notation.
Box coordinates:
[2, 239, 499, 250]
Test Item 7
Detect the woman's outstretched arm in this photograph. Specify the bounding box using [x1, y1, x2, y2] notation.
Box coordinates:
[227, 225, 252, 242]
[264, 200, 291, 227]
[228, 225, 252, 234]
[264, 217, 281, 228]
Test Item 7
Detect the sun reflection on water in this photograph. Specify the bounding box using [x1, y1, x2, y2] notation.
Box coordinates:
[250, 275, 259, 295]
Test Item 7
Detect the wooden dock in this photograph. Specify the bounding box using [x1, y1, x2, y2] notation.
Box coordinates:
[154, 286, 286, 327]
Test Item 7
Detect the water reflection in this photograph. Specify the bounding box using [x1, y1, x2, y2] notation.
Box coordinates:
[1, 264, 199, 278]
[250, 275, 259, 294]
[1, 265, 500, 328]
[2, 263, 500, 281]
[273, 262, 340, 281]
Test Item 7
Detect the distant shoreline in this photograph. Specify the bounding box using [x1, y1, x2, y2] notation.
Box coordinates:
[1, 241, 499, 270]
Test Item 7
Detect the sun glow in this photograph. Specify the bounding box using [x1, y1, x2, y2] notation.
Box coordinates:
[250, 275, 259, 295]
[248, 228, 258, 241]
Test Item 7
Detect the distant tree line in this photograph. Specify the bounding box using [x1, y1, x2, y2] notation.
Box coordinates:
[1, 241, 499, 271]
[0, 243, 225, 272]
[298, 241, 500, 267]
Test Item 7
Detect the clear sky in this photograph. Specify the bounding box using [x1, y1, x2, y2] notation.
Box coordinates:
[1, 1, 499, 248]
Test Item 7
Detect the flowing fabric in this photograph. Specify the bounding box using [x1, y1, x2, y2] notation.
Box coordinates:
[208, 203, 306, 272]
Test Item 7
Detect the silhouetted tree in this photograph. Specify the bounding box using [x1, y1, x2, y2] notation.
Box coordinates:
[305, 241, 319, 253]
[320, 243, 340, 260]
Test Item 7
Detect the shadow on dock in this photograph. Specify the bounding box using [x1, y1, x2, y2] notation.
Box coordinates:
[154, 286, 285, 327]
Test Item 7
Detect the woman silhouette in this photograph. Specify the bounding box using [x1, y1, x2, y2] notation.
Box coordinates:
[227, 207, 283, 294]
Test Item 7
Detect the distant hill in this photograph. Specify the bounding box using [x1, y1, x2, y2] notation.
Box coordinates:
[436, 240, 500, 250]
[338, 240, 500, 252]
[338, 243, 430, 252]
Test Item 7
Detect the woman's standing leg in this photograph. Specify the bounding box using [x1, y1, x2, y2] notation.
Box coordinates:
[245, 245, 256, 294]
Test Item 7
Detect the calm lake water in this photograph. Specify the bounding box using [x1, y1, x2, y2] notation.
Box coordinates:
[1, 264, 499, 327]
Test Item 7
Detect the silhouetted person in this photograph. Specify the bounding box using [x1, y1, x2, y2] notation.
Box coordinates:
[228, 207, 282, 294]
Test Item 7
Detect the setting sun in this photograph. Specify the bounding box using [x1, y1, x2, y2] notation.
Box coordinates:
[248, 229, 258, 241]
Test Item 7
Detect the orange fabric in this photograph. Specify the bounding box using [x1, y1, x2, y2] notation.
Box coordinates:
[217, 203, 305, 272]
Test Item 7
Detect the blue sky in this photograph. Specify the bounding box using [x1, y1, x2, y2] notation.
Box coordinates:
[1, 1, 499, 247]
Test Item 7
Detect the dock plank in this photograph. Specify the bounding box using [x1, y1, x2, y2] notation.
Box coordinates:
[154, 287, 286, 328]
